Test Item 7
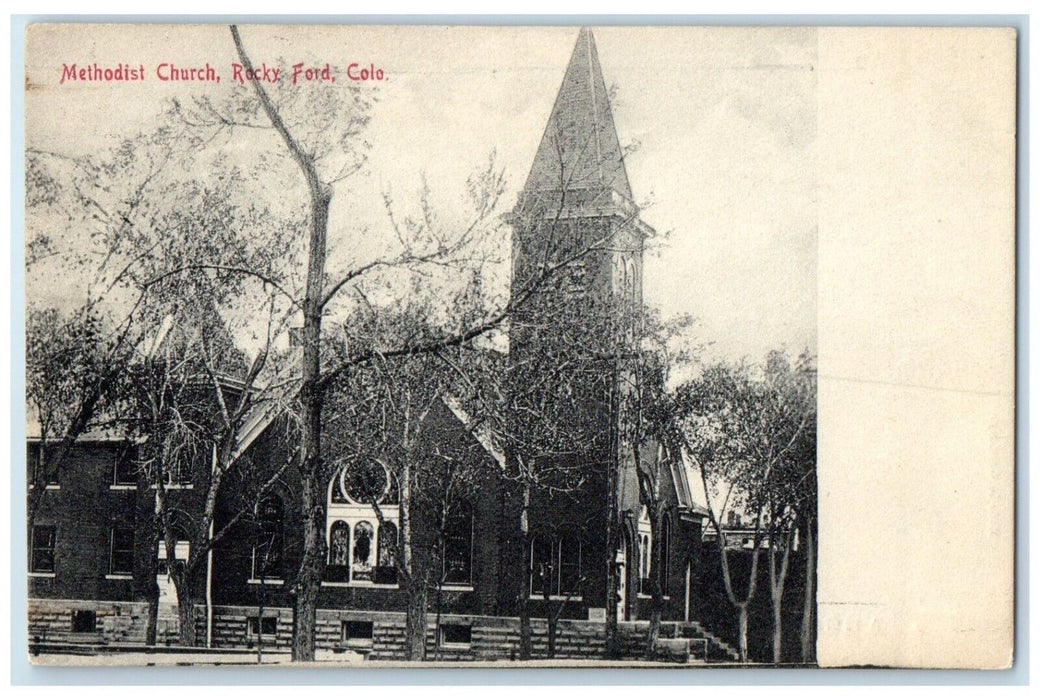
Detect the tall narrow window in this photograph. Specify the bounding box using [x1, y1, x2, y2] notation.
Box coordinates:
[352, 521, 374, 581]
[639, 534, 651, 593]
[30, 525, 55, 573]
[530, 535, 554, 596]
[558, 534, 581, 595]
[326, 520, 350, 583]
[329, 521, 350, 566]
[378, 522, 397, 568]
[252, 495, 283, 580]
[443, 507, 473, 586]
[110, 527, 134, 575]
[374, 521, 398, 584]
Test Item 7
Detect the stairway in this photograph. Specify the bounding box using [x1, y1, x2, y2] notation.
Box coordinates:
[675, 621, 740, 661]
[616, 620, 741, 663]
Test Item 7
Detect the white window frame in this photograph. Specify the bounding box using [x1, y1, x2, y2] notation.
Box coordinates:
[325, 472, 400, 589]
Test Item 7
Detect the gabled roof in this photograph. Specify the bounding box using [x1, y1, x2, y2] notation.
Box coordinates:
[668, 444, 709, 518]
[522, 27, 633, 202]
[440, 394, 507, 471]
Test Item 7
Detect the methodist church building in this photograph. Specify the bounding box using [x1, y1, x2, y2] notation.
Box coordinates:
[27, 28, 734, 662]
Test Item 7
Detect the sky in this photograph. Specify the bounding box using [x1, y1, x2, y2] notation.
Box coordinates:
[24, 24, 817, 366]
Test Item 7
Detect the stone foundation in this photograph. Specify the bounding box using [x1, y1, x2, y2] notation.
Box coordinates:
[29, 599, 725, 661]
[27, 599, 186, 646]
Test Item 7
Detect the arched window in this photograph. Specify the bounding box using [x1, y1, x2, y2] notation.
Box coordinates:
[530, 535, 554, 596]
[329, 521, 350, 566]
[558, 534, 581, 595]
[443, 506, 473, 586]
[252, 495, 283, 580]
[326, 462, 400, 587]
[378, 522, 397, 582]
[625, 258, 637, 300]
[352, 521, 375, 581]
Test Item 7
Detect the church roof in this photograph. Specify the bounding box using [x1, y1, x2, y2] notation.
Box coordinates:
[522, 28, 633, 202]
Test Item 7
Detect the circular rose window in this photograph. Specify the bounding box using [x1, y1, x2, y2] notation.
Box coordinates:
[337, 457, 391, 505]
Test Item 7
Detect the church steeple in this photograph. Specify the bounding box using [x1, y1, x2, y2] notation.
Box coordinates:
[522, 27, 633, 202]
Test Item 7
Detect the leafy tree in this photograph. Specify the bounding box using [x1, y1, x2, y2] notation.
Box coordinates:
[674, 350, 816, 663]
[25, 305, 135, 528]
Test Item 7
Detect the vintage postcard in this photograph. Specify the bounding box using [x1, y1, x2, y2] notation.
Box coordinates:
[20, 23, 1016, 670]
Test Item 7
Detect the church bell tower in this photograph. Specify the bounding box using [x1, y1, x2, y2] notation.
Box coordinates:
[507, 27, 654, 619]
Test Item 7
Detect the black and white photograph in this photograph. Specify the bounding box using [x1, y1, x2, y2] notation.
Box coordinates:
[19, 22, 1014, 671]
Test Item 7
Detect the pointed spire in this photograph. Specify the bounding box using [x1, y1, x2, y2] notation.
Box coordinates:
[522, 27, 633, 202]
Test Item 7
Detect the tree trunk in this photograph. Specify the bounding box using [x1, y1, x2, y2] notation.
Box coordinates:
[405, 576, 428, 661]
[772, 596, 783, 664]
[769, 525, 793, 665]
[645, 600, 662, 661]
[174, 582, 198, 647]
[517, 482, 533, 660]
[396, 451, 427, 662]
[738, 603, 749, 663]
[144, 591, 159, 646]
[231, 26, 334, 664]
[291, 471, 324, 662]
[800, 515, 816, 664]
[547, 607, 559, 659]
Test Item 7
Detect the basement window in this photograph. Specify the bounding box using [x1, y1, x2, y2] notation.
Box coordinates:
[71, 610, 97, 634]
[439, 623, 472, 648]
[247, 616, 278, 638]
[342, 620, 374, 647]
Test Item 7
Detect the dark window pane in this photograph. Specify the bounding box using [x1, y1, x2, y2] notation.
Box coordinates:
[440, 623, 471, 646]
[373, 521, 398, 584]
[559, 535, 581, 595]
[113, 450, 136, 484]
[110, 528, 134, 575]
[443, 509, 472, 585]
[253, 496, 283, 579]
[30, 526, 56, 573]
[247, 616, 277, 636]
[29, 444, 58, 486]
[343, 620, 373, 642]
[531, 536, 554, 596]
[71, 610, 96, 633]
